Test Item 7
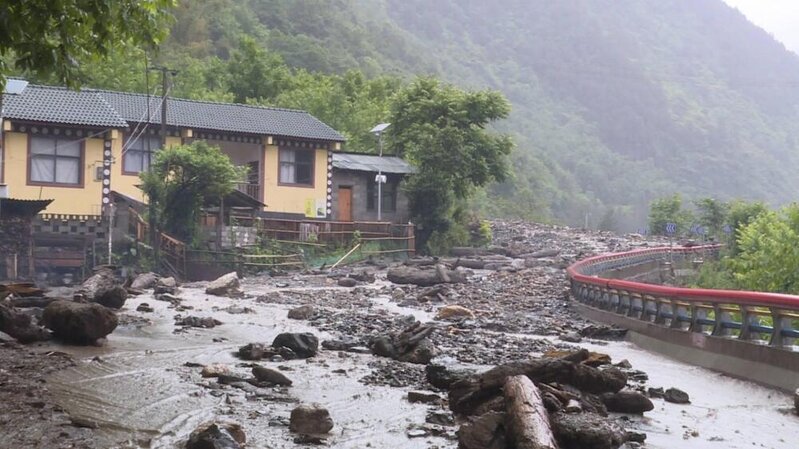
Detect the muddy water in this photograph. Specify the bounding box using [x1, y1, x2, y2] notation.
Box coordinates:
[44, 283, 452, 449]
[39, 277, 798, 449]
[578, 339, 799, 449]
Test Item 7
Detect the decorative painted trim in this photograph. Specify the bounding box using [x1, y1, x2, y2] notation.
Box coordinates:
[101, 138, 113, 215]
[196, 131, 262, 144]
[275, 138, 330, 150]
[326, 150, 333, 217]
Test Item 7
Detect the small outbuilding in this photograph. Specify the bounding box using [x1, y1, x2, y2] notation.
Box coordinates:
[330, 153, 415, 223]
[0, 194, 53, 279]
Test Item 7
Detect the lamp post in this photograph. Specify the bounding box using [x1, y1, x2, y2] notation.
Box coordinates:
[370, 123, 390, 221]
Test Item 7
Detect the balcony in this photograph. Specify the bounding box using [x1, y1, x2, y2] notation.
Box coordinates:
[234, 182, 260, 200]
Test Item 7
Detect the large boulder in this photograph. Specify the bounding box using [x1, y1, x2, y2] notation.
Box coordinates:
[289, 404, 334, 435]
[600, 390, 654, 414]
[186, 422, 245, 449]
[154, 276, 178, 295]
[272, 332, 319, 358]
[42, 300, 118, 344]
[287, 305, 315, 320]
[80, 269, 127, 309]
[131, 272, 159, 290]
[0, 303, 49, 343]
[252, 365, 293, 386]
[387, 264, 467, 286]
[457, 411, 506, 449]
[435, 305, 475, 320]
[663, 387, 690, 404]
[205, 272, 241, 297]
[550, 411, 627, 449]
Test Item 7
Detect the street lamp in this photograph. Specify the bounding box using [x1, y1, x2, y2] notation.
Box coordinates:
[370, 123, 390, 221]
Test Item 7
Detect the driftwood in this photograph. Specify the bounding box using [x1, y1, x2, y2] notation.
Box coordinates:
[504, 375, 558, 449]
[450, 353, 626, 415]
[417, 285, 449, 301]
[387, 264, 467, 286]
[518, 249, 561, 259]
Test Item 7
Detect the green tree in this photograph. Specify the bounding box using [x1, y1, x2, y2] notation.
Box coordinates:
[140, 141, 242, 242]
[388, 77, 513, 251]
[694, 197, 729, 238]
[647, 194, 693, 236]
[726, 199, 768, 254]
[729, 206, 799, 294]
[227, 36, 294, 102]
[0, 0, 176, 89]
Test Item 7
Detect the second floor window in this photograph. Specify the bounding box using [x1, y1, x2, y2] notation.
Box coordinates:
[279, 148, 314, 186]
[124, 135, 161, 174]
[30, 136, 82, 185]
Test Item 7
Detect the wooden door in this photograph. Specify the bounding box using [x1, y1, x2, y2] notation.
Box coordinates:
[338, 186, 353, 222]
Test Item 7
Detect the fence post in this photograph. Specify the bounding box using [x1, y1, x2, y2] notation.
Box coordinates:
[407, 223, 415, 255]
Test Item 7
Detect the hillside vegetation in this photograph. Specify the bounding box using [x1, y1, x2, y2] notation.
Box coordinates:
[26, 0, 799, 229]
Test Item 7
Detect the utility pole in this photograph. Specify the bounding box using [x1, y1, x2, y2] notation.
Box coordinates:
[147, 66, 177, 270]
[370, 123, 390, 222]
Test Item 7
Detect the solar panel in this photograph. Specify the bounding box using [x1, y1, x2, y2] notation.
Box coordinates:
[4, 79, 29, 94]
[370, 122, 391, 134]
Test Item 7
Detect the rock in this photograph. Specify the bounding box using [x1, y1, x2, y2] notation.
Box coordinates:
[42, 300, 118, 344]
[387, 264, 467, 286]
[397, 337, 437, 364]
[0, 303, 49, 343]
[131, 272, 158, 290]
[186, 422, 245, 449]
[647, 387, 664, 398]
[663, 387, 690, 404]
[349, 270, 376, 283]
[177, 316, 221, 328]
[370, 335, 397, 358]
[238, 342, 269, 360]
[408, 391, 443, 404]
[550, 411, 627, 449]
[288, 305, 315, 320]
[205, 272, 241, 297]
[457, 411, 506, 449]
[201, 364, 232, 378]
[600, 390, 654, 414]
[272, 332, 319, 358]
[435, 305, 475, 320]
[155, 293, 181, 304]
[392, 287, 406, 300]
[289, 404, 334, 435]
[794, 389, 799, 415]
[559, 331, 583, 343]
[579, 325, 627, 340]
[136, 303, 154, 313]
[154, 276, 178, 295]
[0, 330, 16, 343]
[93, 285, 128, 309]
[321, 337, 361, 351]
[252, 365, 293, 386]
[337, 277, 357, 287]
[426, 363, 475, 389]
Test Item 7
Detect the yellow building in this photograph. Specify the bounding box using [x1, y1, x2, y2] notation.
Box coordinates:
[0, 84, 345, 220]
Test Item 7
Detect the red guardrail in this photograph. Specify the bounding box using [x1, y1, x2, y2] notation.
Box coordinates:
[567, 245, 799, 348]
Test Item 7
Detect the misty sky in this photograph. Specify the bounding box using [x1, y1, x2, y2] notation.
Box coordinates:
[723, 0, 799, 53]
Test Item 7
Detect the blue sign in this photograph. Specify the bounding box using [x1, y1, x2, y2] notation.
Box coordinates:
[722, 224, 732, 235]
[665, 222, 677, 235]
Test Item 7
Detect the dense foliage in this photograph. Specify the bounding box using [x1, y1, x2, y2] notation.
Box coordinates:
[140, 141, 242, 242]
[0, 0, 175, 89]
[388, 78, 513, 251]
[13, 0, 799, 231]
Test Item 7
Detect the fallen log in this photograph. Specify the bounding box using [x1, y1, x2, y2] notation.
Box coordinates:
[387, 264, 467, 286]
[450, 356, 626, 415]
[504, 375, 558, 449]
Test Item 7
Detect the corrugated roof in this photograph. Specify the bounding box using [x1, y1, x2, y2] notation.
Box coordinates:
[1, 85, 128, 128]
[0, 198, 53, 217]
[95, 90, 345, 142]
[332, 153, 415, 174]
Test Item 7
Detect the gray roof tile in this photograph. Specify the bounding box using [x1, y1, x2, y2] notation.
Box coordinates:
[95, 90, 345, 142]
[332, 153, 415, 174]
[2, 85, 128, 128]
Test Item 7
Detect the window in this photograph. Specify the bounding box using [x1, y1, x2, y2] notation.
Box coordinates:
[278, 148, 314, 186]
[30, 136, 82, 185]
[367, 176, 397, 212]
[123, 135, 161, 174]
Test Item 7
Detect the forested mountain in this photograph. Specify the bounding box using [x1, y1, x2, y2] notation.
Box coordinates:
[38, 0, 799, 229]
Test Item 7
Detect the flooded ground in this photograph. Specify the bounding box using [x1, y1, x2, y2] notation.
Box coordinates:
[7, 222, 797, 448]
[38, 275, 799, 449]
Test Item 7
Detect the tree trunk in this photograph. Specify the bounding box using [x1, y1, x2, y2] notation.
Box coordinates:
[504, 375, 558, 449]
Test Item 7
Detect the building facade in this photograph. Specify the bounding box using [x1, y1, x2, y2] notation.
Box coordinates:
[0, 83, 345, 220]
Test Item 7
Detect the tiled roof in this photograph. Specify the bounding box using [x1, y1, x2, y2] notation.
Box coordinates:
[1, 82, 345, 142]
[1, 85, 128, 128]
[95, 90, 345, 142]
[332, 152, 415, 174]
